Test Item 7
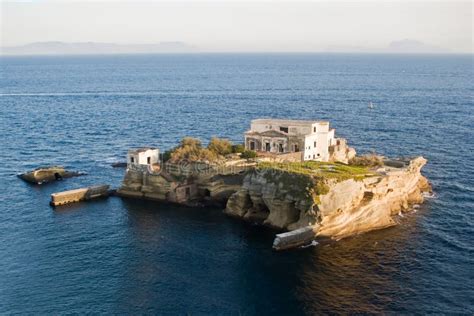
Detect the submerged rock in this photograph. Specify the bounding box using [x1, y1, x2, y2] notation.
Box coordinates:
[18, 166, 83, 184]
[111, 162, 127, 168]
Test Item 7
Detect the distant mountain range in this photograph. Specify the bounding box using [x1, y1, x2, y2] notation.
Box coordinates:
[1, 41, 197, 55]
[1, 39, 451, 55]
[325, 39, 449, 54]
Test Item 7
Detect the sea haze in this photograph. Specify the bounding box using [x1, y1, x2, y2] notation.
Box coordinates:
[0, 53, 472, 314]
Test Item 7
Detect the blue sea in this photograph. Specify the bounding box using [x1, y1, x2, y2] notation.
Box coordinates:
[0, 54, 472, 314]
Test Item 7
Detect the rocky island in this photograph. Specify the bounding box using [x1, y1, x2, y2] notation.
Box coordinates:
[117, 119, 431, 249]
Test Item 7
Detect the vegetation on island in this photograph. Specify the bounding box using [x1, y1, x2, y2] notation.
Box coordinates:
[348, 153, 384, 168]
[257, 160, 376, 182]
[257, 160, 379, 204]
[162, 137, 253, 163]
[240, 150, 257, 159]
[207, 137, 233, 156]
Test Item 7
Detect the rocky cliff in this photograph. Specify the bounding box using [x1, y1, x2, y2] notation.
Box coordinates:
[225, 157, 431, 241]
[117, 162, 249, 206]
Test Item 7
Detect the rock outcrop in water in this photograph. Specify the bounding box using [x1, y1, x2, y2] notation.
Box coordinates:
[225, 157, 431, 242]
[117, 154, 431, 249]
[18, 166, 83, 184]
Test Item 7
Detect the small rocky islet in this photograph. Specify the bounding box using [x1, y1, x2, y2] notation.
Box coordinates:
[116, 119, 432, 249]
[18, 166, 83, 184]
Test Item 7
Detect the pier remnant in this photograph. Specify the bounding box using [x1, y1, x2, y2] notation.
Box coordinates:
[50, 184, 110, 206]
[272, 226, 318, 251]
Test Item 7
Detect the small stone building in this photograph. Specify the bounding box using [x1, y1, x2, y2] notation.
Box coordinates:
[127, 148, 160, 167]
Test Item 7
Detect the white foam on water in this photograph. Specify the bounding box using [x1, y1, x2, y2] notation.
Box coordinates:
[301, 240, 319, 248]
[423, 192, 436, 199]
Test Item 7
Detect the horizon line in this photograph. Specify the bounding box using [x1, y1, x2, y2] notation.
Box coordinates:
[1, 51, 472, 57]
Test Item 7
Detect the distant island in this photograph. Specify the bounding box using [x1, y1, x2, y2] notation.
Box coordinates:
[1, 39, 453, 56]
[325, 39, 449, 54]
[1, 41, 196, 55]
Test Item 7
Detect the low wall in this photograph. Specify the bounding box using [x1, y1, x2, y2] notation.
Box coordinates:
[257, 152, 303, 163]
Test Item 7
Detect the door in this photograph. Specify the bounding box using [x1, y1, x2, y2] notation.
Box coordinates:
[265, 142, 271, 152]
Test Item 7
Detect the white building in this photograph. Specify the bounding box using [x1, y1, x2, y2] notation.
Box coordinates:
[244, 119, 339, 161]
[127, 148, 160, 166]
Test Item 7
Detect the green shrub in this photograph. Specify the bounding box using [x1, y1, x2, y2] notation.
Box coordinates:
[169, 137, 219, 162]
[231, 144, 245, 154]
[180, 137, 202, 148]
[241, 150, 257, 159]
[349, 154, 383, 168]
[207, 137, 233, 156]
[161, 150, 172, 162]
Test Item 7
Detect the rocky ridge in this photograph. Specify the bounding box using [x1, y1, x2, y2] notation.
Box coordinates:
[225, 157, 431, 240]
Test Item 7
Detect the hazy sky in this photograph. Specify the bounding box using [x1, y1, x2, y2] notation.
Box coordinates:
[1, 0, 472, 52]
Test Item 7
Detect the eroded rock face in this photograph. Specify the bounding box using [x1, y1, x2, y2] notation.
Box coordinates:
[225, 157, 431, 240]
[117, 163, 246, 206]
[225, 169, 317, 228]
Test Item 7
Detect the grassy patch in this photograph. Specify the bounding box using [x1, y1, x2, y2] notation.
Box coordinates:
[257, 160, 377, 182]
[256, 161, 378, 206]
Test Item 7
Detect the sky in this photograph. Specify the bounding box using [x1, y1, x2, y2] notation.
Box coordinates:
[1, 0, 472, 53]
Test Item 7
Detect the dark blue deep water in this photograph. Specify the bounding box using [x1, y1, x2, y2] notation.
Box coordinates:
[0, 54, 472, 314]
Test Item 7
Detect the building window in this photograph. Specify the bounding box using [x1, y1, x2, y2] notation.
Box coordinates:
[279, 127, 288, 133]
[130, 157, 134, 163]
[313, 127, 316, 132]
[314, 141, 317, 147]
[313, 154, 315, 159]
[147, 157, 151, 164]
[250, 141, 255, 150]
[265, 142, 271, 151]
[279, 144, 284, 153]
[294, 144, 299, 152]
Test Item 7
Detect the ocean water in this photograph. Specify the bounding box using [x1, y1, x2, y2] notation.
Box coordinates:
[0, 53, 472, 314]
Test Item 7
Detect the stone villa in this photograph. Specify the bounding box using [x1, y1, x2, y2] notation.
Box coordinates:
[244, 119, 354, 162]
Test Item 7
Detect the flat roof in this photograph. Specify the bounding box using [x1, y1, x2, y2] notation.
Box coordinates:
[251, 118, 329, 125]
[246, 130, 288, 137]
[128, 147, 158, 154]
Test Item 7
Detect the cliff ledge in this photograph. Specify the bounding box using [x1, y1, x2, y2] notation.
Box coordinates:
[225, 157, 431, 243]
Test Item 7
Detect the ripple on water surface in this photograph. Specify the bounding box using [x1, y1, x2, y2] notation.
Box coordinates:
[0, 54, 472, 314]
